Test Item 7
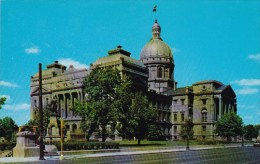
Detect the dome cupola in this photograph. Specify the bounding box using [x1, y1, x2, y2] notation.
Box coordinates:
[139, 19, 175, 93]
[152, 19, 161, 39]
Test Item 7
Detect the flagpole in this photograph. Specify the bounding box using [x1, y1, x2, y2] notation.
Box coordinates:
[153, 5, 157, 20]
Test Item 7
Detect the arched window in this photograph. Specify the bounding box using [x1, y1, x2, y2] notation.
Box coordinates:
[158, 67, 162, 78]
[201, 108, 207, 122]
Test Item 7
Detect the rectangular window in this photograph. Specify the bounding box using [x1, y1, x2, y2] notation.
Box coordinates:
[174, 126, 177, 134]
[181, 99, 185, 105]
[174, 113, 177, 121]
[181, 113, 185, 122]
[202, 99, 207, 105]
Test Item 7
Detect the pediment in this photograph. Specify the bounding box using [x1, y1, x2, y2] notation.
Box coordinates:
[220, 85, 236, 97]
[31, 86, 51, 95]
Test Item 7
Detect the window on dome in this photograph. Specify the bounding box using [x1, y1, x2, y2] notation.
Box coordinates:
[158, 67, 162, 78]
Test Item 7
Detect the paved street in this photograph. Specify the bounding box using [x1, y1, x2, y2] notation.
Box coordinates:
[2, 146, 259, 164]
[62, 147, 260, 164]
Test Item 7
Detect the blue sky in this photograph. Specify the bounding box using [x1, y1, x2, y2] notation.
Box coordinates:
[0, 0, 259, 126]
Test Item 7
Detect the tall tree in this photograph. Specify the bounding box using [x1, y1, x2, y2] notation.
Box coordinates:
[84, 67, 121, 142]
[113, 77, 135, 140]
[244, 124, 258, 141]
[128, 92, 156, 145]
[180, 119, 194, 139]
[0, 97, 7, 110]
[215, 112, 243, 142]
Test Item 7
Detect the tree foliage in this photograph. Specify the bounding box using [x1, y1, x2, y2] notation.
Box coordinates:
[215, 112, 243, 142]
[244, 124, 259, 140]
[147, 124, 165, 141]
[0, 97, 7, 110]
[113, 77, 135, 140]
[180, 119, 194, 139]
[74, 100, 97, 140]
[0, 117, 18, 141]
[128, 92, 157, 145]
[83, 67, 121, 142]
[26, 102, 54, 134]
[76, 67, 162, 143]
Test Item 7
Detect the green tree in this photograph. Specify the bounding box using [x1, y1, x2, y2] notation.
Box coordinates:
[180, 119, 194, 139]
[0, 117, 18, 141]
[84, 67, 121, 142]
[244, 124, 258, 141]
[26, 102, 53, 134]
[128, 92, 156, 145]
[74, 100, 97, 140]
[113, 77, 135, 140]
[215, 112, 243, 142]
[147, 123, 165, 141]
[0, 97, 7, 110]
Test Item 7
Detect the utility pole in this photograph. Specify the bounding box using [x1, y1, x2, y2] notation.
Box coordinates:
[39, 63, 44, 160]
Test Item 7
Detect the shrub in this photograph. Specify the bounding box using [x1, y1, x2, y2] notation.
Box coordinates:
[0, 142, 16, 151]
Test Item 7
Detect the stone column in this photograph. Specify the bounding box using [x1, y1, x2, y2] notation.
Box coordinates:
[219, 97, 222, 119]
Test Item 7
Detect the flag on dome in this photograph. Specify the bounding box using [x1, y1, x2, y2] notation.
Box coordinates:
[153, 5, 157, 12]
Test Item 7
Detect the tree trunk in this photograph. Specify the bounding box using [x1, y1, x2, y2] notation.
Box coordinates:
[138, 139, 141, 145]
[101, 125, 106, 142]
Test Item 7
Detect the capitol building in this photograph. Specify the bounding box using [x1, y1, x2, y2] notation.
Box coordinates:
[30, 19, 237, 140]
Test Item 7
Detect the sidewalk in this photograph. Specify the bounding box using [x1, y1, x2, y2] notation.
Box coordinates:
[0, 144, 251, 163]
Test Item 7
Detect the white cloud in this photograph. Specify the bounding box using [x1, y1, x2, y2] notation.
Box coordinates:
[0, 95, 11, 102]
[231, 79, 260, 86]
[3, 103, 30, 111]
[58, 58, 88, 69]
[248, 53, 260, 63]
[236, 88, 259, 95]
[0, 80, 19, 88]
[25, 46, 40, 54]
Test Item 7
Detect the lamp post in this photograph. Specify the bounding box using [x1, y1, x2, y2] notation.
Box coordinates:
[39, 63, 44, 160]
[186, 107, 193, 151]
[60, 118, 64, 160]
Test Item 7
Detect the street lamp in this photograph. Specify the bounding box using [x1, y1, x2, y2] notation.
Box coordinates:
[39, 63, 45, 160]
[60, 118, 64, 160]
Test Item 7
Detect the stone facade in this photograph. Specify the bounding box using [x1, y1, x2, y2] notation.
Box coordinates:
[169, 81, 237, 140]
[30, 19, 237, 141]
[30, 61, 88, 139]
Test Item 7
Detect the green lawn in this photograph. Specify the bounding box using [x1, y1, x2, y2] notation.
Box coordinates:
[113, 139, 242, 150]
[113, 140, 202, 150]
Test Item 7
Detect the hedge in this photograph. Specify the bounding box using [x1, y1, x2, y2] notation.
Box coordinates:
[46, 141, 119, 151]
[0, 142, 16, 151]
